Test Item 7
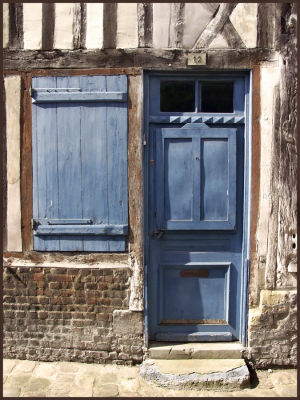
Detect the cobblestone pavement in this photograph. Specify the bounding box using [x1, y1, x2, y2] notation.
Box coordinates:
[3, 359, 297, 397]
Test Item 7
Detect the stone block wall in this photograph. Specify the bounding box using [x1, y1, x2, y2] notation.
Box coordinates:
[246, 290, 297, 368]
[3, 266, 144, 365]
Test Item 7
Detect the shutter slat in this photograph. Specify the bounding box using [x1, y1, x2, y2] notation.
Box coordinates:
[33, 76, 60, 251]
[56, 76, 83, 251]
[81, 76, 110, 251]
[106, 76, 128, 233]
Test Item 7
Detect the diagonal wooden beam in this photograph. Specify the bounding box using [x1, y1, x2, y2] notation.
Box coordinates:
[192, 3, 237, 49]
[222, 19, 246, 49]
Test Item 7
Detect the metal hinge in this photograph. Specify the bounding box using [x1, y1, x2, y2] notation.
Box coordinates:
[143, 131, 147, 146]
[31, 219, 39, 230]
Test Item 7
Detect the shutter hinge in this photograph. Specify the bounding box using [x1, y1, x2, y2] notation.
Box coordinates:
[143, 131, 147, 146]
[31, 219, 37, 230]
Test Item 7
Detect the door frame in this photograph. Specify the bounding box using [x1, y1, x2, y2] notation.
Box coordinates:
[142, 70, 252, 347]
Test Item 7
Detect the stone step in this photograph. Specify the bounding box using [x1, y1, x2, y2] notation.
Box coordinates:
[140, 358, 250, 391]
[148, 341, 244, 359]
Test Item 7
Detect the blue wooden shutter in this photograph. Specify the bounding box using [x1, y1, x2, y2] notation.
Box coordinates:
[156, 124, 236, 230]
[31, 75, 128, 251]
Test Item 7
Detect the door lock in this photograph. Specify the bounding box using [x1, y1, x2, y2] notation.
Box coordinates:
[152, 230, 164, 239]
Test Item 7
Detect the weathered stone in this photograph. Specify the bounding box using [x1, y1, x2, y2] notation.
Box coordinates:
[93, 383, 119, 397]
[26, 377, 51, 391]
[13, 359, 37, 373]
[140, 359, 250, 391]
[155, 359, 245, 375]
[3, 359, 17, 374]
[149, 342, 243, 360]
[96, 372, 118, 384]
[5, 373, 32, 387]
[260, 290, 293, 306]
[32, 362, 57, 377]
[113, 310, 143, 335]
[3, 387, 21, 397]
[270, 370, 297, 386]
[273, 384, 297, 397]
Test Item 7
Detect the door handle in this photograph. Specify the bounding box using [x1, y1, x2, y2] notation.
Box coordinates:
[152, 230, 164, 239]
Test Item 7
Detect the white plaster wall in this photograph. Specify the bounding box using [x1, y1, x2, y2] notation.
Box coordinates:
[54, 3, 74, 49]
[153, 3, 171, 49]
[86, 3, 103, 49]
[230, 3, 258, 48]
[256, 61, 280, 257]
[5, 76, 22, 252]
[3, 3, 9, 48]
[23, 3, 42, 49]
[183, 3, 219, 48]
[116, 3, 138, 49]
[209, 33, 229, 49]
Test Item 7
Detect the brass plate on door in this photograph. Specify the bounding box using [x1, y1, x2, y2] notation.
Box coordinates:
[180, 269, 209, 278]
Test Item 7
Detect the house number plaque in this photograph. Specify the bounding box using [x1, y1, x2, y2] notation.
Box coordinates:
[187, 52, 207, 66]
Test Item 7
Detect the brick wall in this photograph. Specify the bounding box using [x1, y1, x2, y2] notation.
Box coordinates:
[3, 266, 144, 365]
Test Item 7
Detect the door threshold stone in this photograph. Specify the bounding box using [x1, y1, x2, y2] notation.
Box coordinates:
[148, 341, 244, 359]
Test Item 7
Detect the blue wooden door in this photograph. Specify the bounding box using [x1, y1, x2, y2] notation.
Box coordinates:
[146, 73, 250, 342]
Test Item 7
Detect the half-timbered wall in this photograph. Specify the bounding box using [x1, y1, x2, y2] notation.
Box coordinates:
[3, 3, 258, 51]
[3, 3, 297, 368]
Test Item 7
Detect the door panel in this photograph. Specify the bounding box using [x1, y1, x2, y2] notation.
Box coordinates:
[159, 263, 230, 324]
[164, 138, 193, 221]
[201, 139, 229, 221]
[156, 126, 236, 230]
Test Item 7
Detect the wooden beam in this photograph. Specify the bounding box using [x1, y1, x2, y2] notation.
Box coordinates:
[168, 3, 185, 48]
[103, 3, 117, 49]
[2, 75, 7, 251]
[3, 68, 141, 76]
[3, 48, 275, 71]
[193, 3, 237, 49]
[265, 85, 280, 289]
[257, 3, 275, 49]
[137, 3, 153, 48]
[20, 73, 33, 251]
[222, 20, 246, 49]
[8, 3, 23, 49]
[73, 3, 87, 49]
[249, 65, 261, 306]
[42, 4, 55, 50]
